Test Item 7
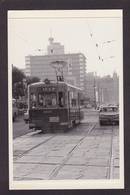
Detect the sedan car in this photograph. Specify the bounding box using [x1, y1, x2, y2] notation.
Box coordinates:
[99, 106, 119, 125]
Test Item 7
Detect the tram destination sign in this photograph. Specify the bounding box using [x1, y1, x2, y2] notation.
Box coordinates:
[49, 116, 59, 122]
[39, 86, 56, 92]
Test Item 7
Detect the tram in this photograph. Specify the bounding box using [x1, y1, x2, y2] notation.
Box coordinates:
[28, 79, 84, 132]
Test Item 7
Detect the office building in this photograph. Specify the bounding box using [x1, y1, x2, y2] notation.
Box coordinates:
[25, 37, 87, 90]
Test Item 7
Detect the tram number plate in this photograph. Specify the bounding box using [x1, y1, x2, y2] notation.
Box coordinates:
[49, 116, 59, 122]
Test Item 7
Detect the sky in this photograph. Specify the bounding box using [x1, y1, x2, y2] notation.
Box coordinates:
[8, 10, 123, 76]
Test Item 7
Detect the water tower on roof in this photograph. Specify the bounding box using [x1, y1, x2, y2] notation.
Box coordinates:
[47, 37, 65, 55]
[49, 37, 54, 44]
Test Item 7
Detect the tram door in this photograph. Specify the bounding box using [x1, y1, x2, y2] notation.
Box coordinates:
[67, 88, 80, 127]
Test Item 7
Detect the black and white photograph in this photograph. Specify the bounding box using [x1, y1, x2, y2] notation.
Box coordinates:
[8, 10, 123, 189]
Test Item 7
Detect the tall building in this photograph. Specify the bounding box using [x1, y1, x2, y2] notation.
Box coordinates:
[25, 37, 87, 90]
[85, 72, 96, 102]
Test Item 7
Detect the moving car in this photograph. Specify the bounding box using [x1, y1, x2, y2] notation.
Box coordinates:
[99, 105, 119, 125]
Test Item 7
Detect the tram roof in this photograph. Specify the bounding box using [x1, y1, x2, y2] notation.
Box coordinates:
[29, 81, 82, 91]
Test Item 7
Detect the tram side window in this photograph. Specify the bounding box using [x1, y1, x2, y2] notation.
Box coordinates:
[69, 91, 77, 107]
[38, 93, 57, 108]
[58, 92, 64, 107]
[38, 94, 44, 106]
[46, 93, 57, 107]
[71, 99, 77, 107]
[30, 93, 36, 108]
[52, 94, 57, 106]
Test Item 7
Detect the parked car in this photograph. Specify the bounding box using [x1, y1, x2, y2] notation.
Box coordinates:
[99, 105, 119, 125]
[23, 110, 29, 123]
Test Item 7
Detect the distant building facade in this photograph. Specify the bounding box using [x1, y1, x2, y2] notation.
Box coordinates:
[98, 73, 119, 105]
[85, 72, 95, 101]
[25, 37, 87, 90]
[85, 72, 119, 106]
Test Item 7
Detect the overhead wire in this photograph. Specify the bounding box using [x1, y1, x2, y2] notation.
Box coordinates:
[87, 20, 104, 62]
[86, 20, 116, 63]
[14, 32, 44, 54]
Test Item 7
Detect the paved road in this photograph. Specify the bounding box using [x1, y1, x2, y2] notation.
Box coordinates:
[13, 116, 32, 139]
[13, 110, 119, 181]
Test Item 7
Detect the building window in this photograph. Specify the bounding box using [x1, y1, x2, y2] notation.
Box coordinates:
[80, 74, 84, 77]
[79, 54, 83, 58]
[80, 82, 84, 86]
[80, 79, 84, 82]
[68, 72, 72, 75]
[26, 64, 30, 67]
[80, 70, 84, 74]
[80, 66, 84, 69]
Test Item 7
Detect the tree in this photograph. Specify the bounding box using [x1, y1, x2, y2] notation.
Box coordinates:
[12, 66, 25, 85]
[12, 66, 40, 99]
[26, 76, 40, 85]
[12, 66, 26, 98]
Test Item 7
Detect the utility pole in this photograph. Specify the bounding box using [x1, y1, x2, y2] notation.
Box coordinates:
[93, 72, 96, 109]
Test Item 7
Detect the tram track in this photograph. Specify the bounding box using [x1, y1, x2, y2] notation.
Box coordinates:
[49, 123, 96, 179]
[14, 122, 97, 160]
[13, 121, 119, 180]
[14, 123, 96, 164]
[14, 133, 57, 159]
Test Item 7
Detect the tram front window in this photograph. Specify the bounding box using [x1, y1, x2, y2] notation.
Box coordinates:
[30, 93, 37, 108]
[38, 93, 57, 108]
